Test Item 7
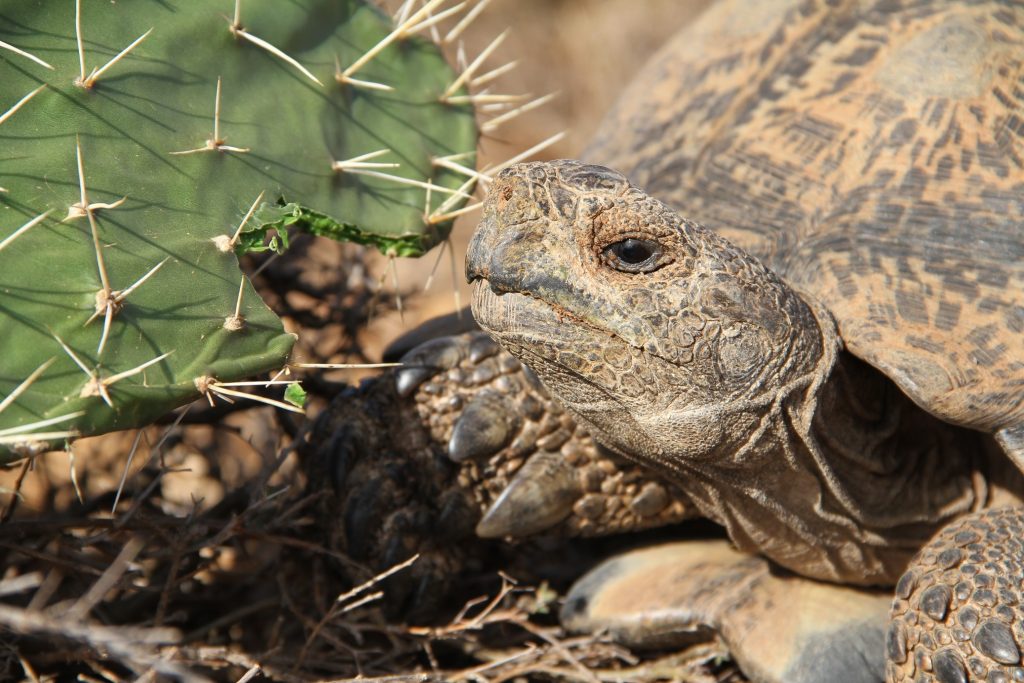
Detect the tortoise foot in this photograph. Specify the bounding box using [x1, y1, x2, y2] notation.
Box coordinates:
[303, 330, 695, 616]
[888, 506, 1024, 683]
[391, 331, 696, 539]
[562, 540, 890, 683]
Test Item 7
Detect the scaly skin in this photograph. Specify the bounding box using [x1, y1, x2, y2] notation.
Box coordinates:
[889, 508, 1024, 683]
[302, 331, 696, 617]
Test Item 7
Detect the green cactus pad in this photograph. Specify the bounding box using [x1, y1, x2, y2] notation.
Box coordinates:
[0, 0, 479, 457]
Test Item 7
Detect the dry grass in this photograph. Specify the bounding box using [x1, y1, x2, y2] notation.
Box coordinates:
[0, 404, 741, 681]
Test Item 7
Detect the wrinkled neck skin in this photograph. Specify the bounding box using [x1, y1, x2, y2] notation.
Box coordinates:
[486, 287, 993, 587]
[670, 295, 992, 586]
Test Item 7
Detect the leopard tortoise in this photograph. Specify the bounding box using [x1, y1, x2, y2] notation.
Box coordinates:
[452, 0, 1024, 681]
[309, 0, 1024, 681]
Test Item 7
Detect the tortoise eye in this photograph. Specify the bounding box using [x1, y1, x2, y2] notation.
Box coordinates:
[603, 238, 662, 273]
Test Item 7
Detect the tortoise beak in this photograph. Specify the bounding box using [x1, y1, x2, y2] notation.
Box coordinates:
[464, 208, 494, 286]
[465, 180, 567, 299]
[465, 172, 515, 288]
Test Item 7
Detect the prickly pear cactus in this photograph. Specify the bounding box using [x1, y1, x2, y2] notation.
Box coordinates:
[0, 0, 479, 458]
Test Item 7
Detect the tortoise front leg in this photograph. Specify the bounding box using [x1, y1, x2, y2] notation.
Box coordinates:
[887, 506, 1024, 683]
[392, 331, 698, 539]
[303, 332, 696, 616]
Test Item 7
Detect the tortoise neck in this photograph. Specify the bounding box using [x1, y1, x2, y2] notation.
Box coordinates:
[810, 346, 987, 532]
[680, 294, 989, 585]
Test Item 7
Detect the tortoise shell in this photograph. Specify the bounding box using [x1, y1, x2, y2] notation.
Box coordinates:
[585, 0, 1024, 435]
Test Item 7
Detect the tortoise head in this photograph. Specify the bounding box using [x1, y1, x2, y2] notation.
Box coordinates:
[467, 160, 827, 475]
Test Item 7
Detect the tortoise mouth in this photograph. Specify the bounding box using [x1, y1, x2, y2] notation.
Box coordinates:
[469, 278, 668, 413]
[469, 278, 688, 375]
[470, 280, 618, 392]
[470, 279, 608, 355]
[470, 280, 681, 473]
[469, 277, 705, 394]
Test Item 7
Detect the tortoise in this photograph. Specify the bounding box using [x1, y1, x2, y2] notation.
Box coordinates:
[455, 0, 1024, 681]
[310, 0, 1024, 681]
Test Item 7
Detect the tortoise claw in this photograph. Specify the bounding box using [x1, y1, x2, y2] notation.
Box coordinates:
[448, 390, 522, 463]
[395, 366, 438, 398]
[468, 334, 500, 363]
[395, 336, 468, 397]
[476, 451, 581, 538]
[382, 308, 479, 362]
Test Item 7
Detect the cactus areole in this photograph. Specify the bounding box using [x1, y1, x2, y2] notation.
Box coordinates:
[0, 0, 479, 457]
